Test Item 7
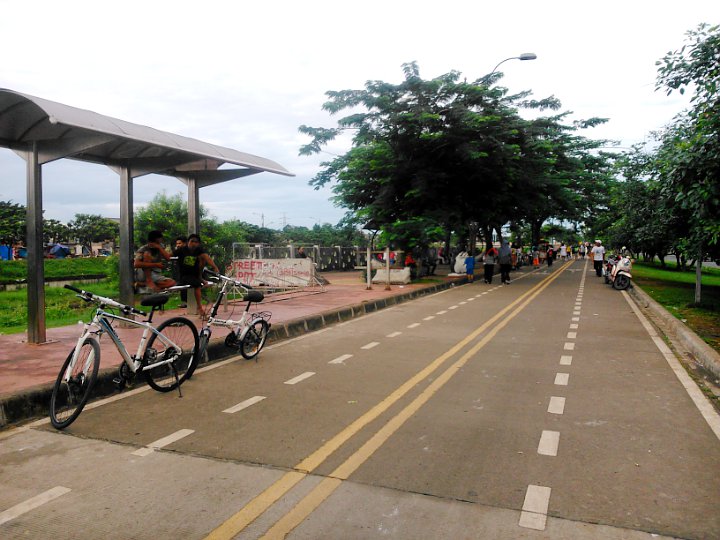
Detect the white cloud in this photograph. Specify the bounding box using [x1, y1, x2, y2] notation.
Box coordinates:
[1, 0, 717, 226]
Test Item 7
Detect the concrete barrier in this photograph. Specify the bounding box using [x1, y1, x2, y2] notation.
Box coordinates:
[629, 284, 720, 379]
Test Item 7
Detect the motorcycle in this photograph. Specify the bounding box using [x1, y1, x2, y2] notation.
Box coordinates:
[604, 253, 633, 290]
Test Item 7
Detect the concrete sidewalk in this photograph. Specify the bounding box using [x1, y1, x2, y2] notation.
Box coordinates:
[0, 267, 466, 427]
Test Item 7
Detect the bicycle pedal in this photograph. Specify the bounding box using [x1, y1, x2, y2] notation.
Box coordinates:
[112, 377, 126, 390]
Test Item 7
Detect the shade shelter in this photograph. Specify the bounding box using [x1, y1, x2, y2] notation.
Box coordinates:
[0, 88, 293, 343]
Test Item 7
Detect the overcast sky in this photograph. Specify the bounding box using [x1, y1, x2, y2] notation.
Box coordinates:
[0, 0, 717, 229]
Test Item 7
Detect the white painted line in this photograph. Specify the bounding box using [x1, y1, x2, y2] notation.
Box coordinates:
[519, 485, 551, 530]
[284, 372, 316, 385]
[459, 301, 467, 305]
[407, 323, 421, 329]
[563, 342, 575, 350]
[448, 305, 459, 310]
[132, 429, 195, 456]
[329, 354, 353, 364]
[467, 298, 475, 302]
[555, 373, 570, 386]
[575, 302, 582, 306]
[436, 310, 448, 315]
[560, 355, 572, 366]
[361, 341, 380, 350]
[569, 323, 578, 329]
[386, 331, 402, 338]
[0, 486, 71, 526]
[571, 316, 580, 322]
[538, 430, 560, 456]
[567, 332, 577, 339]
[548, 396, 566, 415]
[475, 294, 483, 297]
[423, 316, 435, 321]
[223, 396, 266, 414]
[573, 311, 581, 316]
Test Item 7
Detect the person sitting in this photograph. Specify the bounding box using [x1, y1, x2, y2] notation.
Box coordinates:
[134, 230, 175, 292]
[175, 233, 219, 316]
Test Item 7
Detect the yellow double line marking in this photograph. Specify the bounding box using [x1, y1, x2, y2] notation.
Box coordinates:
[206, 261, 572, 540]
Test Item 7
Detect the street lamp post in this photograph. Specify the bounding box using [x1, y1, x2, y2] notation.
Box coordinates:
[488, 52, 537, 78]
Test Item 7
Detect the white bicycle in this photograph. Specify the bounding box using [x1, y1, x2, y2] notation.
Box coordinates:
[194, 270, 271, 368]
[49, 285, 199, 429]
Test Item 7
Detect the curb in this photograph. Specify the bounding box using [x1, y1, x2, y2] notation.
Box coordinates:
[0, 278, 464, 428]
[628, 284, 720, 379]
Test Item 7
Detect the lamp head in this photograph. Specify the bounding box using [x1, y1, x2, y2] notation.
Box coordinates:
[519, 53, 537, 61]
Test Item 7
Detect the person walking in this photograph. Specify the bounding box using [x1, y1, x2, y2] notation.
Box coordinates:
[591, 239, 606, 277]
[499, 240, 512, 284]
[483, 243, 498, 284]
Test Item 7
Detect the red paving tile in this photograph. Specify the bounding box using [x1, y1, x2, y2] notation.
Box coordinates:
[0, 270, 463, 399]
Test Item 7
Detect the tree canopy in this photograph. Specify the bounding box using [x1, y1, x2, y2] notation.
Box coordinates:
[300, 62, 612, 251]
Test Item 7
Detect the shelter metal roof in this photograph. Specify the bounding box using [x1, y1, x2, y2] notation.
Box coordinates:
[0, 88, 293, 179]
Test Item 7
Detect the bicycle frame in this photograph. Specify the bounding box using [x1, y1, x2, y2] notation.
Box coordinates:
[63, 304, 183, 384]
[203, 276, 249, 332]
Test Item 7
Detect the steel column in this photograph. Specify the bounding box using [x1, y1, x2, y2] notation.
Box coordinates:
[119, 166, 135, 308]
[186, 177, 200, 235]
[26, 143, 46, 344]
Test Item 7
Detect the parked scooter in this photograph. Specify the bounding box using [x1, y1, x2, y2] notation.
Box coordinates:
[604, 250, 633, 290]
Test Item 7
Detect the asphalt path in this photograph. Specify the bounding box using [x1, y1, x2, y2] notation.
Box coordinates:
[1, 259, 719, 539]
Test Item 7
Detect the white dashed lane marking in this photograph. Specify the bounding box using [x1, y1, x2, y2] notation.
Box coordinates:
[560, 355, 572, 366]
[284, 372, 316, 385]
[386, 331, 402, 338]
[407, 323, 421, 329]
[223, 395, 266, 413]
[564, 342, 575, 350]
[361, 341, 380, 350]
[554, 373, 570, 386]
[0, 486, 71, 526]
[548, 396, 566, 415]
[329, 354, 353, 365]
[519, 485, 552, 530]
[132, 429, 195, 456]
[538, 430, 560, 456]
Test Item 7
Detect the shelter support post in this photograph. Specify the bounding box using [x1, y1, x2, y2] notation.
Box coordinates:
[187, 177, 200, 235]
[26, 143, 46, 343]
[119, 167, 135, 308]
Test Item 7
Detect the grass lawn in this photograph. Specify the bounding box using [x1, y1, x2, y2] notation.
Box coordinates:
[0, 257, 189, 334]
[633, 262, 720, 354]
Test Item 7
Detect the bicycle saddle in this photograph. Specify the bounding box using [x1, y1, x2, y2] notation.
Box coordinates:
[141, 294, 170, 308]
[244, 290, 264, 303]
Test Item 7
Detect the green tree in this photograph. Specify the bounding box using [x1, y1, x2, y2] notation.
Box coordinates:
[0, 201, 26, 243]
[655, 23, 720, 302]
[300, 62, 608, 253]
[133, 192, 193, 247]
[43, 219, 71, 245]
[68, 214, 119, 251]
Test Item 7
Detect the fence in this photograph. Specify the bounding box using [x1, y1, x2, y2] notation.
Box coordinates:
[232, 243, 361, 272]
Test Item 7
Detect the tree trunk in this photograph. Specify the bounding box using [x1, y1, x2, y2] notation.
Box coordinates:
[695, 243, 702, 305]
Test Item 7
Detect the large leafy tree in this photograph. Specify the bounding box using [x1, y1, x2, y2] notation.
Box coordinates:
[67, 214, 119, 250]
[655, 23, 720, 302]
[300, 62, 608, 252]
[0, 201, 26, 243]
